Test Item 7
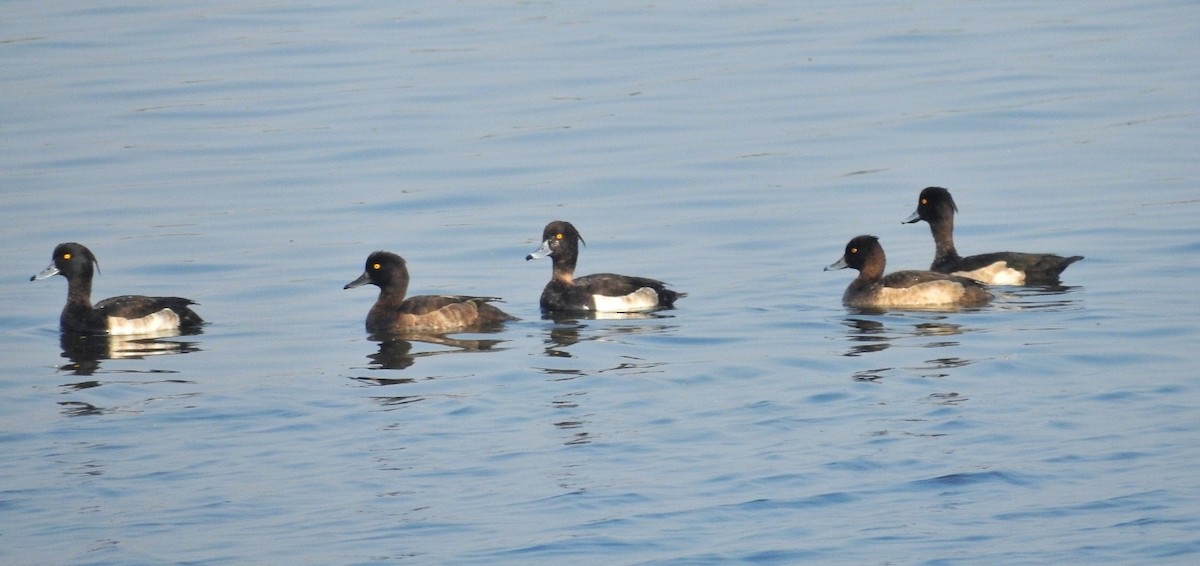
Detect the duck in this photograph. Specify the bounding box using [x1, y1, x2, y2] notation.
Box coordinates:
[825, 235, 991, 309]
[344, 251, 516, 333]
[904, 186, 1083, 285]
[525, 220, 682, 313]
[31, 242, 204, 335]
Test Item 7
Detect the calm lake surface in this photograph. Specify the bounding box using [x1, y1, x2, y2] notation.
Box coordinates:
[3, 1, 1199, 564]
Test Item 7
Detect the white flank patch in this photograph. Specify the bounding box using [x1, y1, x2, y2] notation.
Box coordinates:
[872, 280, 966, 307]
[107, 309, 181, 335]
[953, 262, 1024, 285]
[592, 287, 660, 313]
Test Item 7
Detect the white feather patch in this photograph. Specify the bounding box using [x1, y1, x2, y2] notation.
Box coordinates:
[953, 262, 1025, 285]
[107, 309, 182, 335]
[868, 280, 968, 307]
[592, 287, 660, 313]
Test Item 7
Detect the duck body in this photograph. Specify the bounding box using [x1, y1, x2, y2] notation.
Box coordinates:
[905, 186, 1082, 285]
[537, 273, 676, 313]
[526, 220, 682, 313]
[345, 251, 516, 333]
[930, 250, 1081, 286]
[32, 242, 203, 335]
[826, 235, 991, 309]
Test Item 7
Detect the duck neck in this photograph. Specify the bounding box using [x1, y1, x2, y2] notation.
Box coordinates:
[377, 279, 409, 306]
[930, 215, 961, 261]
[65, 271, 94, 309]
[551, 251, 577, 284]
[859, 249, 886, 282]
[552, 266, 574, 284]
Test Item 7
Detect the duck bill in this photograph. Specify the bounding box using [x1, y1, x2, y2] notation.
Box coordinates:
[903, 209, 921, 224]
[31, 263, 60, 281]
[824, 257, 849, 271]
[525, 240, 552, 261]
[344, 271, 371, 289]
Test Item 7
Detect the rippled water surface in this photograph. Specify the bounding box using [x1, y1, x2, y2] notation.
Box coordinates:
[3, 1, 1199, 564]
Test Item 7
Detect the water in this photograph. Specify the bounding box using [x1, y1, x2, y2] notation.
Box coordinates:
[3, 1, 1199, 564]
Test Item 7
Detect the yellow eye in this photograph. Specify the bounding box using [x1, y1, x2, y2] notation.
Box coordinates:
[372, 263, 381, 270]
[850, 247, 858, 254]
[554, 233, 563, 240]
[920, 198, 928, 205]
[63, 253, 72, 260]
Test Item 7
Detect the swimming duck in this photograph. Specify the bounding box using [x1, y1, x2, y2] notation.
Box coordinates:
[825, 235, 991, 309]
[31, 242, 203, 335]
[345, 251, 516, 333]
[904, 187, 1083, 285]
[525, 220, 682, 313]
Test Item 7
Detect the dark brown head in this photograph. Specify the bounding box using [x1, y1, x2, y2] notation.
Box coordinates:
[825, 235, 886, 279]
[526, 220, 585, 274]
[345, 251, 410, 298]
[32, 242, 100, 282]
[904, 186, 958, 225]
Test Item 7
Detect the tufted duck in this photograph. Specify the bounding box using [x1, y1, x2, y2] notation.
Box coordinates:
[904, 187, 1083, 284]
[345, 251, 516, 333]
[525, 220, 682, 313]
[32, 242, 203, 335]
[825, 235, 991, 309]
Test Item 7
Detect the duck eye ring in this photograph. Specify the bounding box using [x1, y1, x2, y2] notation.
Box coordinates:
[555, 233, 563, 240]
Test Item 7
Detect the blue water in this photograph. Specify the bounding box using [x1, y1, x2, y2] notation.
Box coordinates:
[3, 1, 1199, 564]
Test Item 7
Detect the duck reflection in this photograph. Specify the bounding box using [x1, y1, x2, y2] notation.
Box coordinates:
[353, 330, 510, 407]
[992, 284, 1084, 311]
[852, 367, 890, 382]
[535, 313, 679, 448]
[540, 311, 677, 358]
[57, 328, 202, 376]
[59, 400, 105, 417]
[840, 315, 970, 358]
[361, 330, 508, 372]
[552, 392, 593, 446]
[54, 330, 200, 415]
[842, 318, 891, 356]
[837, 312, 985, 387]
